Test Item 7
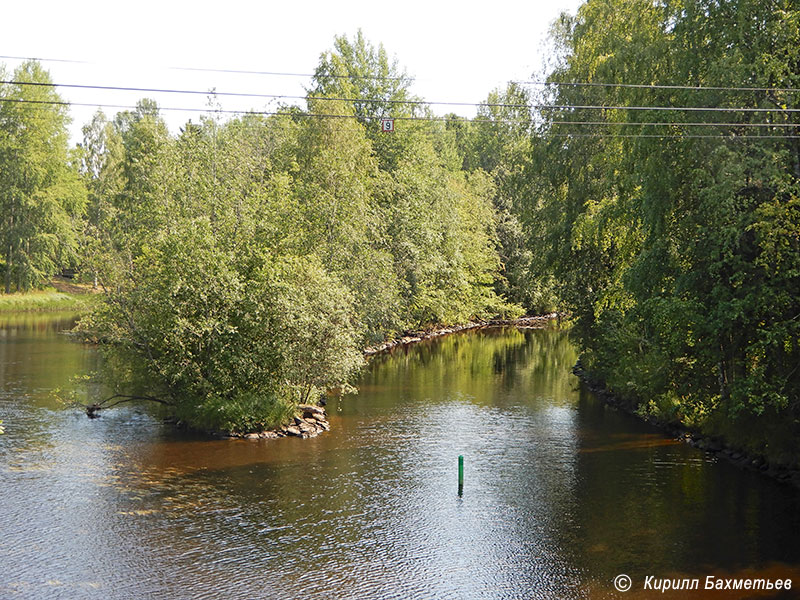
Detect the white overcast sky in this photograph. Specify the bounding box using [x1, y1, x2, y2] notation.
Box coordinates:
[2, 0, 583, 143]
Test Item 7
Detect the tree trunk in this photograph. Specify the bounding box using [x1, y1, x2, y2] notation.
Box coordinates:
[5, 209, 13, 294]
[4, 244, 11, 294]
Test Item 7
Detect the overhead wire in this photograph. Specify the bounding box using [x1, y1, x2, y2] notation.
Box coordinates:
[548, 133, 800, 139]
[1, 61, 799, 139]
[2, 97, 798, 140]
[3, 95, 799, 122]
[3, 54, 799, 93]
[516, 80, 800, 94]
[0, 55, 411, 81]
[3, 79, 800, 114]
[0, 54, 89, 65]
[551, 120, 798, 128]
[171, 66, 411, 81]
[0, 79, 491, 108]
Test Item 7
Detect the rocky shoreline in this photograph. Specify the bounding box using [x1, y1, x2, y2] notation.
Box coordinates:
[573, 360, 800, 490]
[227, 404, 330, 440]
[363, 314, 559, 357]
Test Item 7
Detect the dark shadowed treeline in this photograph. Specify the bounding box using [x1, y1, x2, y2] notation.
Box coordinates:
[526, 0, 800, 464]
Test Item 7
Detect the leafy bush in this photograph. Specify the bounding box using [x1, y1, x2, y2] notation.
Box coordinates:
[83, 218, 363, 433]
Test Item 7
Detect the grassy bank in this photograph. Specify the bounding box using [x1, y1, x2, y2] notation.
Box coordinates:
[0, 286, 98, 313]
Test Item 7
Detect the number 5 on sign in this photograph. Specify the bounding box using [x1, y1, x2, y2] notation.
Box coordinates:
[381, 118, 395, 133]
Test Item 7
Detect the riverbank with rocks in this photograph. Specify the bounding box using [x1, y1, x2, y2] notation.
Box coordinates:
[363, 314, 560, 357]
[226, 404, 330, 440]
[573, 359, 800, 490]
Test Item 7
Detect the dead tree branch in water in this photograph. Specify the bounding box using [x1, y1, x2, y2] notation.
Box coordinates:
[85, 394, 173, 418]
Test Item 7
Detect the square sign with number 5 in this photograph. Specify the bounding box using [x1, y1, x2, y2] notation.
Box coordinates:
[381, 118, 395, 133]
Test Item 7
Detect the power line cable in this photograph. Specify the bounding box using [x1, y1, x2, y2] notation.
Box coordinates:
[0, 78, 518, 109]
[2, 98, 798, 139]
[4, 54, 798, 94]
[0, 97, 448, 120]
[542, 104, 800, 113]
[3, 79, 800, 115]
[517, 80, 800, 94]
[172, 65, 411, 81]
[3, 97, 799, 129]
[550, 120, 799, 128]
[0, 55, 411, 81]
[0, 55, 89, 65]
[548, 133, 800, 139]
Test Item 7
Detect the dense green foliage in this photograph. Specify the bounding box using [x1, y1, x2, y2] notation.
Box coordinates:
[449, 83, 560, 313]
[4, 11, 798, 456]
[528, 0, 800, 463]
[68, 33, 519, 432]
[0, 61, 86, 293]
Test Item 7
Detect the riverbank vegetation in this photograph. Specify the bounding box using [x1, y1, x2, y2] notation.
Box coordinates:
[524, 0, 800, 465]
[7, 34, 526, 433]
[2, 3, 799, 456]
[0, 286, 91, 312]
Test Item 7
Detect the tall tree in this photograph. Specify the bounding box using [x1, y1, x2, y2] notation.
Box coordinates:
[0, 61, 86, 293]
[78, 109, 125, 288]
[110, 99, 171, 257]
[309, 30, 432, 173]
[453, 83, 557, 313]
[309, 29, 417, 123]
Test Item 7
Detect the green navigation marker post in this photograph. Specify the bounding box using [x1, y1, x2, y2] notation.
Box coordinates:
[458, 455, 464, 496]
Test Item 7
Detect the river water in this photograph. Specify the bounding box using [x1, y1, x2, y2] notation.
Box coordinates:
[1, 314, 799, 599]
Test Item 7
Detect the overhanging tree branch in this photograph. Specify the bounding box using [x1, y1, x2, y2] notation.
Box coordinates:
[85, 393, 173, 418]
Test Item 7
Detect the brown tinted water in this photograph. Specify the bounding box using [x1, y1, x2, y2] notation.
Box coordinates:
[1, 316, 798, 599]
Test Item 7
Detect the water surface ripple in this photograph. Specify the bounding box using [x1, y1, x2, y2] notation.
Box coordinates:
[1, 317, 798, 599]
